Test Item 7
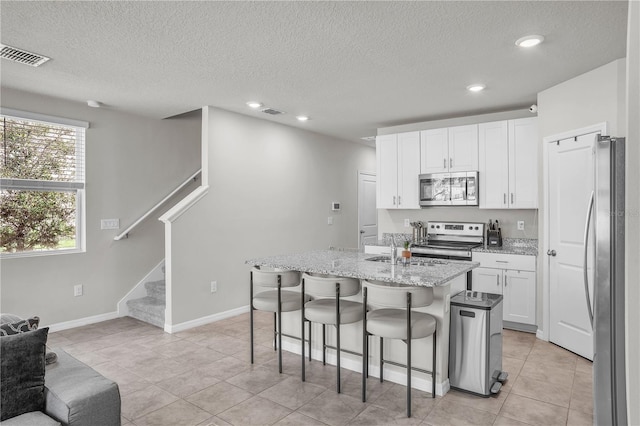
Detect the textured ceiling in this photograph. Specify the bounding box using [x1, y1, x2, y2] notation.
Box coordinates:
[0, 1, 628, 143]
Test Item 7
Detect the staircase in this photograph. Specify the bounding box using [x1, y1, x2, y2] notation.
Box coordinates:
[127, 279, 165, 328]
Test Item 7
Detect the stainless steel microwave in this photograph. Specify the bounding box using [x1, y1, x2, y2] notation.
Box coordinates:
[418, 172, 478, 206]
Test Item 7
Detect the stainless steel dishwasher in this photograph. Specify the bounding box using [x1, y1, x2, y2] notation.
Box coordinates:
[449, 291, 507, 396]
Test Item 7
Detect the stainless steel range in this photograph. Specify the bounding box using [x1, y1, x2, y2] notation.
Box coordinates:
[411, 221, 485, 260]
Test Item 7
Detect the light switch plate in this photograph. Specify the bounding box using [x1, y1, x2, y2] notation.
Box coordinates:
[517, 220, 525, 231]
[101, 219, 120, 230]
[327, 216, 334, 225]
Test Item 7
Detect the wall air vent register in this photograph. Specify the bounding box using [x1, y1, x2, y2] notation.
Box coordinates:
[0, 44, 50, 67]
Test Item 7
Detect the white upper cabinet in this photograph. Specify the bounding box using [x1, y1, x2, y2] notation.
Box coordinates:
[420, 128, 448, 173]
[479, 117, 538, 209]
[420, 125, 478, 173]
[376, 132, 421, 209]
[448, 125, 479, 172]
[509, 117, 538, 209]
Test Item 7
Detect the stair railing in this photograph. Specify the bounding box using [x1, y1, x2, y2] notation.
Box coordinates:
[114, 169, 201, 240]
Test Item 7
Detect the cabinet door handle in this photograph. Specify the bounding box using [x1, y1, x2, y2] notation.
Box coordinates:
[393, 196, 396, 205]
[495, 260, 509, 263]
[511, 193, 514, 204]
[443, 158, 446, 169]
[504, 193, 507, 205]
[398, 195, 401, 205]
[450, 158, 453, 168]
[505, 276, 508, 286]
[496, 275, 500, 286]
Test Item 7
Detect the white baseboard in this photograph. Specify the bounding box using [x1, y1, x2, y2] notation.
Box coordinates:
[45, 311, 120, 333]
[280, 339, 449, 396]
[164, 305, 250, 333]
[536, 329, 547, 341]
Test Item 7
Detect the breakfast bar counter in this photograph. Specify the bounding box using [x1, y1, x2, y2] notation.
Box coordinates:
[246, 250, 479, 396]
[245, 249, 478, 287]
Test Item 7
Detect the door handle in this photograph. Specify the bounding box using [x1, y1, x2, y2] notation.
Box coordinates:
[511, 193, 514, 204]
[503, 193, 507, 205]
[443, 158, 446, 169]
[583, 191, 595, 329]
[360, 230, 365, 234]
[450, 158, 453, 168]
[393, 196, 396, 205]
[496, 275, 499, 286]
[504, 276, 508, 287]
[398, 196, 401, 205]
[547, 249, 557, 256]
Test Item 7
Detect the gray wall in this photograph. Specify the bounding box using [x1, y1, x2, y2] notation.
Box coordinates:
[0, 88, 201, 325]
[169, 107, 376, 325]
[625, 1, 639, 422]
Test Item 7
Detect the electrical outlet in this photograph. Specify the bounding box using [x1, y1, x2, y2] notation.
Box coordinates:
[74, 284, 83, 297]
[517, 220, 525, 231]
[101, 219, 120, 230]
[327, 216, 333, 225]
[404, 219, 410, 227]
[210, 281, 217, 293]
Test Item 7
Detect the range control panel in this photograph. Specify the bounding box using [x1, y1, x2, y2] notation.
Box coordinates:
[426, 222, 485, 238]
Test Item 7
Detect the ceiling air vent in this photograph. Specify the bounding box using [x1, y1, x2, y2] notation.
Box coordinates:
[260, 108, 284, 115]
[0, 44, 50, 67]
[361, 136, 376, 142]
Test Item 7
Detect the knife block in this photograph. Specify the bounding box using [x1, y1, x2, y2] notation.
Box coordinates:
[487, 230, 502, 247]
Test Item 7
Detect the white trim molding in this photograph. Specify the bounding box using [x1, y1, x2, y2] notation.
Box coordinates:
[44, 311, 120, 333]
[0, 107, 89, 129]
[164, 305, 250, 334]
[158, 185, 209, 224]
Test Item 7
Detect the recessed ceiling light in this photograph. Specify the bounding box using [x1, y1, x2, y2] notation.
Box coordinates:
[466, 84, 486, 92]
[87, 100, 101, 108]
[296, 115, 309, 121]
[246, 101, 263, 109]
[515, 35, 544, 48]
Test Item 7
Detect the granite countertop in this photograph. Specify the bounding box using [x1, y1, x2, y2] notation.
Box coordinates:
[246, 250, 478, 287]
[366, 234, 538, 257]
[472, 238, 539, 256]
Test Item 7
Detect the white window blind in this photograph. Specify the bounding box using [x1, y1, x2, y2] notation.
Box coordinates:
[0, 111, 87, 255]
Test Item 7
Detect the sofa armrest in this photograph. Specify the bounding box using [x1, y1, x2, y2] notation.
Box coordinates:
[44, 350, 121, 426]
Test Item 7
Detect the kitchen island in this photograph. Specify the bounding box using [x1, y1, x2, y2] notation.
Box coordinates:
[246, 250, 478, 396]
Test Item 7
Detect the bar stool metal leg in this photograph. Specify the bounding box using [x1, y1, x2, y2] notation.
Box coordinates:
[250, 271, 254, 364]
[301, 278, 306, 381]
[379, 337, 384, 383]
[407, 292, 412, 418]
[432, 329, 437, 398]
[362, 287, 368, 403]
[273, 312, 277, 351]
[335, 282, 341, 393]
[322, 324, 326, 365]
[277, 276, 283, 374]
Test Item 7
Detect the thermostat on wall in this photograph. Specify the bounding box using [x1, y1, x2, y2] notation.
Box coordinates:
[331, 202, 340, 211]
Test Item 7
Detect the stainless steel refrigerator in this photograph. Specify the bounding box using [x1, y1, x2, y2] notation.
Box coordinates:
[585, 135, 627, 425]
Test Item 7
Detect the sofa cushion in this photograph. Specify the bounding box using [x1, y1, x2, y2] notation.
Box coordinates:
[0, 316, 40, 336]
[45, 349, 121, 426]
[0, 410, 61, 426]
[0, 327, 48, 421]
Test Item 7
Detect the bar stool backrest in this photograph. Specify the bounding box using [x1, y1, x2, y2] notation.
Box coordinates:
[363, 280, 434, 309]
[302, 273, 360, 298]
[251, 267, 301, 288]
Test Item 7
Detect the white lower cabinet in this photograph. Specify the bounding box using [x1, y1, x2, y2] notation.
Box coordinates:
[471, 253, 536, 326]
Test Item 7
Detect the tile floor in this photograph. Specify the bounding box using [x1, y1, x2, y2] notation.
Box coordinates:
[48, 312, 593, 426]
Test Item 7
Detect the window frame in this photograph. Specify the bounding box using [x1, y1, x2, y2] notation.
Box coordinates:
[0, 108, 88, 258]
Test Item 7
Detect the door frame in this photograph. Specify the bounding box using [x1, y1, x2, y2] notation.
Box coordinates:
[357, 170, 377, 250]
[541, 122, 607, 341]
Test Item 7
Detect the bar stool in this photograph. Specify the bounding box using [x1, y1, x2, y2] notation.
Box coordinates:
[301, 272, 363, 393]
[362, 280, 436, 418]
[250, 266, 309, 373]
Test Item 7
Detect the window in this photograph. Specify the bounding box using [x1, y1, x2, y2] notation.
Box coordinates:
[0, 109, 88, 256]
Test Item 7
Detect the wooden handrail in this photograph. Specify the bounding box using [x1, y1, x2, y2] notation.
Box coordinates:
[114, 169, 201, 240]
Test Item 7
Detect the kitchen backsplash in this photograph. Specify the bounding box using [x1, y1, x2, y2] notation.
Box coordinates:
[378, 208, 539, 240]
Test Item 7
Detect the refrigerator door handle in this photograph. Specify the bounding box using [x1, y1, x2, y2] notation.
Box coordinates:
[583, 190, 595, 329]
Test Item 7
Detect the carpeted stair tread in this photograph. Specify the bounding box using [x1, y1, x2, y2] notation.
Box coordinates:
[127, 297, 165, 328]
[144, 280, 166, 301]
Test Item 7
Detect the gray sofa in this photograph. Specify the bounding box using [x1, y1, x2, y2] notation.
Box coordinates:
[0, 313, 121, 426]
[4, 349, 121, 426]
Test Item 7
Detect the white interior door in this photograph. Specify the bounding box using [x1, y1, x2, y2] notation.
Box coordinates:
[358, 172, 378, 251]
[548, 134, 596, 360]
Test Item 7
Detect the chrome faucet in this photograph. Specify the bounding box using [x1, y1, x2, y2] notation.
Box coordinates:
[389, 235, 398, 265]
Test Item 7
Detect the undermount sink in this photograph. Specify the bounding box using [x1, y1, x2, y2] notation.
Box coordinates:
[365, 256, 392, 263]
